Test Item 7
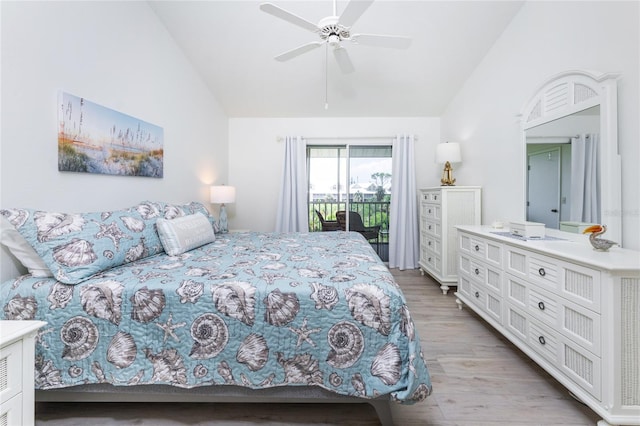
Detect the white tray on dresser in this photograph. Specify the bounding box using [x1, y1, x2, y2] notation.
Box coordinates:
[454, 225, 639, 426]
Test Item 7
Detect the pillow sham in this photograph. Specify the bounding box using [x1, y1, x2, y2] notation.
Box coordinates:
[156, 212, 215, 256]
[0, 202, 165, 285]
[0, 215, 52, 277]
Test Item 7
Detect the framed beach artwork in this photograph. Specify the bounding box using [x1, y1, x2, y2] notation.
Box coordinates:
[58, 92, 164, 178]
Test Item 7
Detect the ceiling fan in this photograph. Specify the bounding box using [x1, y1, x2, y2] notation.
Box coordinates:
[259, 0, 412, 74]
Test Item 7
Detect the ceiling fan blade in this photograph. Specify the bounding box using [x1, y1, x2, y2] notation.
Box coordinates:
[338, 0, 374, 28]
[333, 47, 355, 74]
[274, 41, 324, 62]
[350, 33, 412, 49]
[260, 2, 318, 33]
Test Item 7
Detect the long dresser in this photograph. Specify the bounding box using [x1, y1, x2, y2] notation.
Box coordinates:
[418, 187, 481, 294]
[455, 225, 640, 426]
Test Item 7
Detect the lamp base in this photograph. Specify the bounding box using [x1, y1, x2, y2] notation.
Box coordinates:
[218, 204, 229, 233]
[440, 161, 457, 186]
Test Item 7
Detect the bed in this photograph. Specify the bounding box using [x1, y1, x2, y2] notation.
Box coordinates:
[0, 201, 432, 425]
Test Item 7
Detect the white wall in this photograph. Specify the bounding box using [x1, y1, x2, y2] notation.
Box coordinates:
[228, 117, 441, 232]
[440, 1, 640, 249]
[0, 1, 228, 278]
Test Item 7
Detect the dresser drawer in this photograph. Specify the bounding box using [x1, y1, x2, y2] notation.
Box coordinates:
[528, 315, 601, 400]
[423, 252, 442, 275]
[422, 203, 441, 221]
[469, 260, 503, 294]
[423, 235, 442, 256]
[505, 246, 601, 312]
[506, 274, 528, 310]
[528, 316, 561, 366]
[423, 220, 441, 237]
[506, 273, 601, 356]
[505, 301, 602, 400]
[459, 254, 472, 277]
[505, 303, 529, 342]
[0, 392, 23, 426]
[468, 283, 502, 323]
[561, 338, 602, 400]
[459, 233, 502, 267]
[529, 286, 601, 356]
[420, 191, 441, 203]
[458, 273, 473, 298]
[0, 339, 23, 404]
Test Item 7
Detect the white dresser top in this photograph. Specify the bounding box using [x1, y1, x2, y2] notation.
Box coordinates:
[0, 320, 47, 347]
[456, 225, 640, 272]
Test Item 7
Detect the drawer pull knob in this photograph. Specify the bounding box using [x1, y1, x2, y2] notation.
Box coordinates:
[428, 225, 432, 230]
[428, 209, 432, 214]
[474, 268, 480, 275]
[538, 268, 546, 277]
[474, 245, 480, 252]
[538, 336, 546, 345]
[538, 301, 545, 311]
[474, 291, 480, 298]
[428, 241, 432, 246]
[428, 257, 432, 262]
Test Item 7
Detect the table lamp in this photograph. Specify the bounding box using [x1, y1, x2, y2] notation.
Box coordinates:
[435, 142, 461, 186]
[210, 185, 236, 233]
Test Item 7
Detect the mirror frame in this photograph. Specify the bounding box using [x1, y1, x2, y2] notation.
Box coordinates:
[520, 70, 622, 244]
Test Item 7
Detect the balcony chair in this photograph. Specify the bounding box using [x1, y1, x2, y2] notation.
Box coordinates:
[336, 210, 381, 252]
[315, 210, 340, 231]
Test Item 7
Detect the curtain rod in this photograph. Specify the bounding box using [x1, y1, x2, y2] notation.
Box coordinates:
[527, 135, 579, 139]
[276, 135, 416, 142]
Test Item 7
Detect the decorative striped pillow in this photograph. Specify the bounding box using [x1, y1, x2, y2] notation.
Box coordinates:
[156, 212, 215, 256]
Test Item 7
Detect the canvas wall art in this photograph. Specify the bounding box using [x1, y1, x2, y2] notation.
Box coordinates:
[58, 92, 164, 178]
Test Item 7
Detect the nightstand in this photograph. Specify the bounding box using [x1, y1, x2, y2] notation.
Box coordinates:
[0, 320, 46, 426]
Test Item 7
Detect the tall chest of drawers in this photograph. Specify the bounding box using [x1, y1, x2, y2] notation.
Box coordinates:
[455, 226, 640, 426]
[418, 186, 481, 294]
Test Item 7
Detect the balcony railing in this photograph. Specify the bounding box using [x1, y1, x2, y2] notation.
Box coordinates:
[309, 201, 390, 245]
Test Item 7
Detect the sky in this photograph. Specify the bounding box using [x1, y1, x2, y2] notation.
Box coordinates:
[309, 156, 392, 193]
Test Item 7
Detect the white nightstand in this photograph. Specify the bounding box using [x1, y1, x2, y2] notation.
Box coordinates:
[0, 320, 46, 426]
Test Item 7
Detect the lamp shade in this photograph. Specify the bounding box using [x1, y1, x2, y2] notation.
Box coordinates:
[435, 142, 462, 163]
[210, 185, 236, 204]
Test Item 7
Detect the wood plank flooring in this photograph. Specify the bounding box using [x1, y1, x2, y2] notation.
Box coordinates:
[35, 269, 600, 425]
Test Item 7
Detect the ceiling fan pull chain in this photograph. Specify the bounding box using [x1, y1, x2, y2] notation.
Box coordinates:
[325, 43, 329, 110]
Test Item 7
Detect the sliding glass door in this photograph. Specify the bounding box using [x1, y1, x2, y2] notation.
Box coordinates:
[307, 144, 392, 259]
[308, 146, 347, 227]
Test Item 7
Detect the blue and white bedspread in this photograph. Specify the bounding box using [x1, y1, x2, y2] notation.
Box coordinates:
[1, 231, 432, 403]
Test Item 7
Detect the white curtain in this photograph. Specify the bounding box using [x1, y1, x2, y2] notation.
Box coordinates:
[570, 133, 600, 223]
[275, 136, 309, 232]
[389, 134, 419, 270]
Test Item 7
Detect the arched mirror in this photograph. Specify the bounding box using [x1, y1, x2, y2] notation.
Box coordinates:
[521, 70, 622, 244]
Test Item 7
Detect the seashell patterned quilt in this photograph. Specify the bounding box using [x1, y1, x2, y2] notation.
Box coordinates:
[0, 231, 432, 403]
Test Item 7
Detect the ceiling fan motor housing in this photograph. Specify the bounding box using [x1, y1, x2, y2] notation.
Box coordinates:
[318, 16, 350, 45]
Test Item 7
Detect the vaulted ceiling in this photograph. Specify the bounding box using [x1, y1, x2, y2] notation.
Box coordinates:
[149, 1, 524, 117]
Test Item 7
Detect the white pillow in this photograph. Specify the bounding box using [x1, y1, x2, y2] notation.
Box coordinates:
[0, 215, 53, 277]
[156, 212, 215, 256]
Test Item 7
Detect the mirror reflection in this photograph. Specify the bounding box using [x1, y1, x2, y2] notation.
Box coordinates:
[525, 105, 600, 230]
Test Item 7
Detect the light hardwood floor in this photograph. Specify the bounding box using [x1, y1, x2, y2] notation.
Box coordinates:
[35, 269, 600, 425]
